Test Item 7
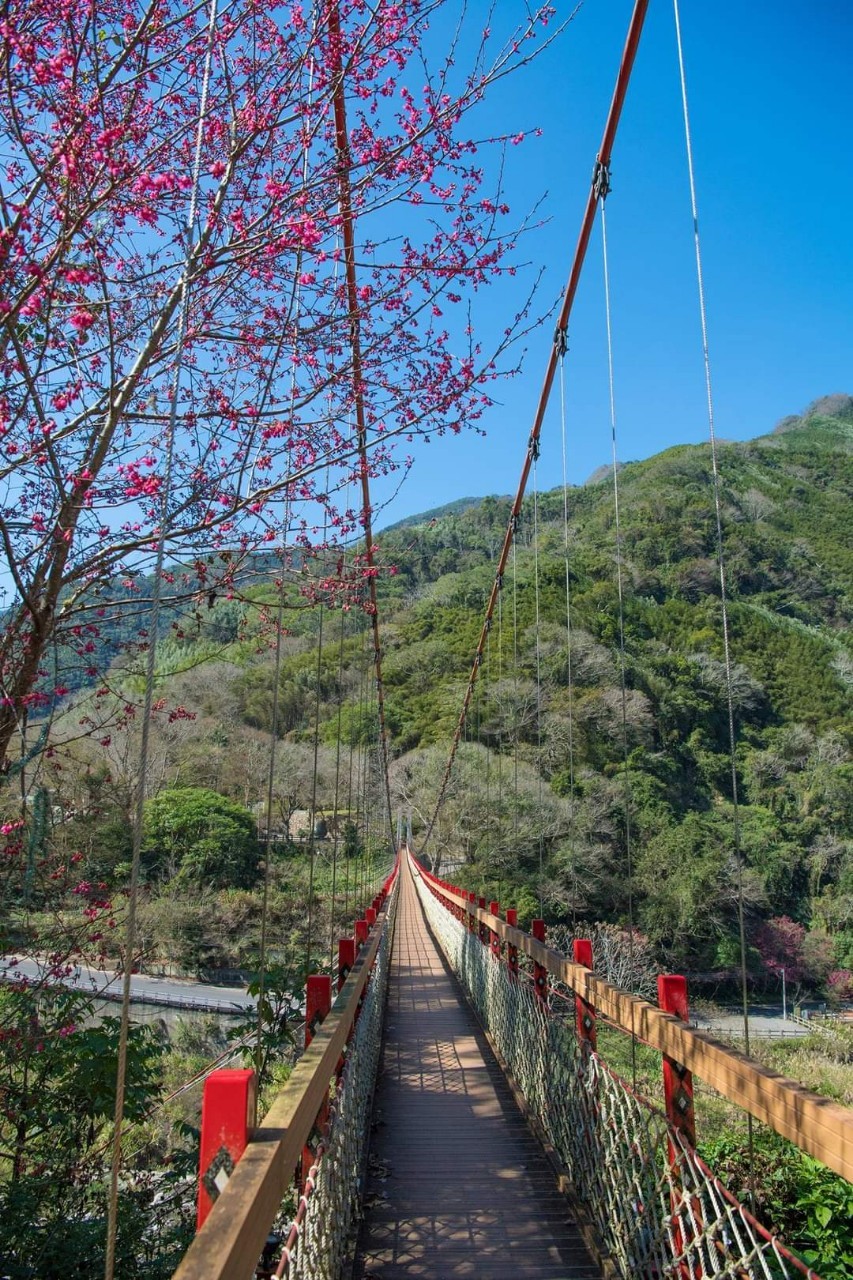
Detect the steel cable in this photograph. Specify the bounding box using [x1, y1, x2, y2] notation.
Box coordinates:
[105, 4, 218, 1273]
[558, 347, 579, 929]
[672, 0, 755, 1198]
[599, 195, 638, 1089]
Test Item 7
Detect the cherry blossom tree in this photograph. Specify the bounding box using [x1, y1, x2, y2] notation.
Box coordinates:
[0, 0, 557, 775]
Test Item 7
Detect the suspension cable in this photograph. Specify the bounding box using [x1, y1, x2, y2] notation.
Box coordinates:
[532, 453, 545, 917]
[256, 540, 290, 1079]
[511, 534, 520, 869]
[328, 579, 349, 972]
[343, 624, 359, 925]
[104, 4, 218, 1274]
[672, 0, 754, 1188]
[328, 0, 394, 853]
[599, 193, 638, 1088]
[558, 343, 579, 929]
[256, 29, 321, 1065]
[496, 580, 504, 870]
[423, 0, 650, 849]
[304, 541, 327, 978]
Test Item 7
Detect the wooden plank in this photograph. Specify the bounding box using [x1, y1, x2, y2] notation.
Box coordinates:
[173, 906, 390, 1280]
[353, 860, 600, 1279]
[413, 856, 853, 1183]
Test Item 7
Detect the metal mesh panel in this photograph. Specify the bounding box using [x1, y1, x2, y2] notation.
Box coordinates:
[275, 880, 398, 1280]
[415, 874, 816, 1280]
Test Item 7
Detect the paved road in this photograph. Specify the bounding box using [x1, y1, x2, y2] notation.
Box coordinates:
[0, 955, 254, 1013]
[694, 1005, 808, 1039]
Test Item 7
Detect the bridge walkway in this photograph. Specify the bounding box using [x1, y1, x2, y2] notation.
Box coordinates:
[352, 860, 599, 1279]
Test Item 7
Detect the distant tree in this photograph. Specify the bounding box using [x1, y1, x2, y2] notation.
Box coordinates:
[143, 788, 259, 889]
[753, 916, 807, 986]
[342, 821, 363, 860]
[549, 921, 657, 999]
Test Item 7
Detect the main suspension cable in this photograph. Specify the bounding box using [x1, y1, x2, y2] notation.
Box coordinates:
[422, 0, 650, 850]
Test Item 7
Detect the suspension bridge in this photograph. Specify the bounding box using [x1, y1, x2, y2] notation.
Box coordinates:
[84, 0, 852, 1276]
[173, 848, 853, 1279]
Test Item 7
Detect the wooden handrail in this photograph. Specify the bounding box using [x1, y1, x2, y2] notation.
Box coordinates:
[411, 853, 853, 1184]
[173, 901, 391, 1280]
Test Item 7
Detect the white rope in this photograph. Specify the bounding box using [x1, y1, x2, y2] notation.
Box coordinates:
[558, 351, 578, 926]
[672, 0, 754, 1186]
[104, 2, 219, 1274]
[532, 455, 545, 916]
[599, 196, 638, 1087]
[257, 41, 318, 1067]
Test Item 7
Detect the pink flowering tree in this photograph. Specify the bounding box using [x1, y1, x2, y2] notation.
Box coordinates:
[753, 916, 807, 987]
[753, 914, 836, 993]
[0, 0, 557, 778]
[0, 2, 559, 1264]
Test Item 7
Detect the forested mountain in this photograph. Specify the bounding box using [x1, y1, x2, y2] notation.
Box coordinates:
[27, 397, 853, 990]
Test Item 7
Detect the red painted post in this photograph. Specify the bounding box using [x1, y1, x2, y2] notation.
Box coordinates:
[658, 975, 695, 1147]
[365, 906, 377, 928]
[196, 1068, 256, 1230]
[478, 895, 489, 945]
[338, 937, 356, 993]
[572, 939, 597, 1051]
[658, 974, 698, 1273]
[505, 908, 519, 978]
[302, 975, 332, 1187]
[532, 918, 548, 1007]
[305, 974, 332, 1047]
[489, 901, 501, 958]
[355, 918, 369, 950]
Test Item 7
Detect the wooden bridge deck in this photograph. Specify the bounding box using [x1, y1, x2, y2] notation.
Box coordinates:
[353, 861, 600, 1279]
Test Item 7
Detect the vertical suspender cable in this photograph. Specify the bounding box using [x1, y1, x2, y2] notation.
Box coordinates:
[497, 586, 504, 839]
[558, 346, 579, 929]
[532, 454, 545, 917]
[328, 1, 394, 853]
[328, 591, 348, 972]
[484, 609, 492, 861]
[256, 35, 319, 1064]
[511, 537, 520, 862]
[343, 628, 359, 925]
[104, 2, 218, 1274]
[599, 194, 638, 1088]
[256, 535, 290, 1080]
[672, 0, 754, 1189]
[304, 546, 326, 978]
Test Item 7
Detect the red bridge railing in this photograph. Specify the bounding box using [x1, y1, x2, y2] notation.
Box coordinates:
[412, 851, 848, 1279]
[173, 859, 399, 1280]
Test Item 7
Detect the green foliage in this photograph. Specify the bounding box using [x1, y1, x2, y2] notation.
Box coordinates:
[229, 962, 299, 1093]
[143, 787, 260, 889]
[0, 984, 173, 1279]
[699, 1129, 853, 1278]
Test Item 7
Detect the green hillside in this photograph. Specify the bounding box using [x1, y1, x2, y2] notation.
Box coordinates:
[21, 401, 853, 987]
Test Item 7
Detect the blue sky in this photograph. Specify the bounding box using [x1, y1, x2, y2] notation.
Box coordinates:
[372, 0, 852, 527]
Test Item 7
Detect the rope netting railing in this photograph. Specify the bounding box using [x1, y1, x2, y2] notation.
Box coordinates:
[173, 860, 399, 1280]
[411, 854, 837, 1280]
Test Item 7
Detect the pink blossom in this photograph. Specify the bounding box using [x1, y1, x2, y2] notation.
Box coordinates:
[69, 309, 96, 331]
